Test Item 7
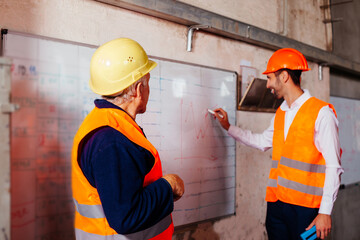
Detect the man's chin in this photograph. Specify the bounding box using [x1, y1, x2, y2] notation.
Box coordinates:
[271, 91, 281, 99]
[138, 108, 146, 114]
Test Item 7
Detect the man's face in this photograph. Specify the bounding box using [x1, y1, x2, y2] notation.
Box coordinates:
[266, 72, 283, 99]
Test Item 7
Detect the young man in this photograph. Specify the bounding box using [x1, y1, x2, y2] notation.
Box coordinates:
[214, 48, 343, 240]
[72, 38, 184, 240]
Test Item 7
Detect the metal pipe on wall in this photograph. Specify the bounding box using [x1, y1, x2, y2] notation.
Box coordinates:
[187, 25, 210, 52]
[279, 0, 288, 36]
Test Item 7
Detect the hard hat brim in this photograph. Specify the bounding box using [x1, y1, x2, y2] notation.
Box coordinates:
[89, 59, 157, 96]
[262, 67, 311, 75]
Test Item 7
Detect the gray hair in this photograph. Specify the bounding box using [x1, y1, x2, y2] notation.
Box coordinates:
[102, 75, 148, 105]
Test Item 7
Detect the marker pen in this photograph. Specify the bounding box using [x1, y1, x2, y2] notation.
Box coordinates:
[208, 109, 224, 118]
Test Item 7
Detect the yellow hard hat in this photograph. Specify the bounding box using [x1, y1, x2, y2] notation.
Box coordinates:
[89, 38, 157, 96]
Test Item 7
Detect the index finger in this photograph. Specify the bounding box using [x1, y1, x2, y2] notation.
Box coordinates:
[214, 108, 224, 114]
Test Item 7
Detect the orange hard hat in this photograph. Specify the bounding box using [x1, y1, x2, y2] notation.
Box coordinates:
[263, 48, 310, 74]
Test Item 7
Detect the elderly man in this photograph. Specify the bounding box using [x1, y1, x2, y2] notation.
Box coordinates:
[72, 38, 184, 240]
[214, 48, 343, 240]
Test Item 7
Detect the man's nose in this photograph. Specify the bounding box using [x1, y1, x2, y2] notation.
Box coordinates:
[266, 80, 270, 89]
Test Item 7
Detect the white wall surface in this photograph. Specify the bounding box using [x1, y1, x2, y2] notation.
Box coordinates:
[0, 0, 331, 239]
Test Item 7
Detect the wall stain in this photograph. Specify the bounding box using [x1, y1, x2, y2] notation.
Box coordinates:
[2, 228, 9, 240]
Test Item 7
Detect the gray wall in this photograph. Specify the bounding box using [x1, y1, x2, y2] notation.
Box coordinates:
[331, 0, 360, 62]
[331, 184, 360, 240]
[330, 69, 360, 99]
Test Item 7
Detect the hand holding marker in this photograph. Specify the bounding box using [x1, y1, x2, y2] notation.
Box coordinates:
[208, 109, 223, 118]
[208, 108, 230, 131]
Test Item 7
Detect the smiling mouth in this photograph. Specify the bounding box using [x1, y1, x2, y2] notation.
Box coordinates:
[271, 89, 280, 98]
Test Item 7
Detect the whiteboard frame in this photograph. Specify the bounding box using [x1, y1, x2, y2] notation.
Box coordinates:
[0, 57, 12, 240]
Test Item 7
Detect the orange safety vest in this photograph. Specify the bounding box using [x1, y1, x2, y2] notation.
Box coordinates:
[72, 106, 174, 240]
[265, 97, 337, 208]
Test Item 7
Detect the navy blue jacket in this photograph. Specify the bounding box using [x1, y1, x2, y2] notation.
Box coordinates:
[79, 99, 173, 234]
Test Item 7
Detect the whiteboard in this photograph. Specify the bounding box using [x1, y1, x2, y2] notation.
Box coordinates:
[4, 32, 236, 239]
[330, 96, 360, 185]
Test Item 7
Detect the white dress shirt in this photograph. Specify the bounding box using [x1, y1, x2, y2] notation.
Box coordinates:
[228, 89, 344, 215]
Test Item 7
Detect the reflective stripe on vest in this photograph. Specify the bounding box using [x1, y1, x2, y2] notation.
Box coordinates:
[271, 160, 278, 169]
[278, 176, 323, 196]
[280, 156, 326, 173]
[267, 160, 278, 187]
[267, 157, 326, 192]
[267, 178, 277, 188]
[74, 199, 105, 219]
[75, 215, 172, 240]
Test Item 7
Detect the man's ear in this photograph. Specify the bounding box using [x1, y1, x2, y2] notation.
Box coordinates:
[281, 70, 290, 83]
[135, 82, 143, 98]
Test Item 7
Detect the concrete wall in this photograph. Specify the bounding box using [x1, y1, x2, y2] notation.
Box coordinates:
[331, 0, 360, 62]
[330, 69, 360, 99]
[331, 184, 360, 240]
[328, 2, 360, 239]
[178, 0, 333, 50]
[0, 0, 350, 239]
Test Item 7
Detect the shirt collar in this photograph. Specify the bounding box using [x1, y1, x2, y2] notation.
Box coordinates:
[94, 99, 122, 110]
[280, 89, 312, 111]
